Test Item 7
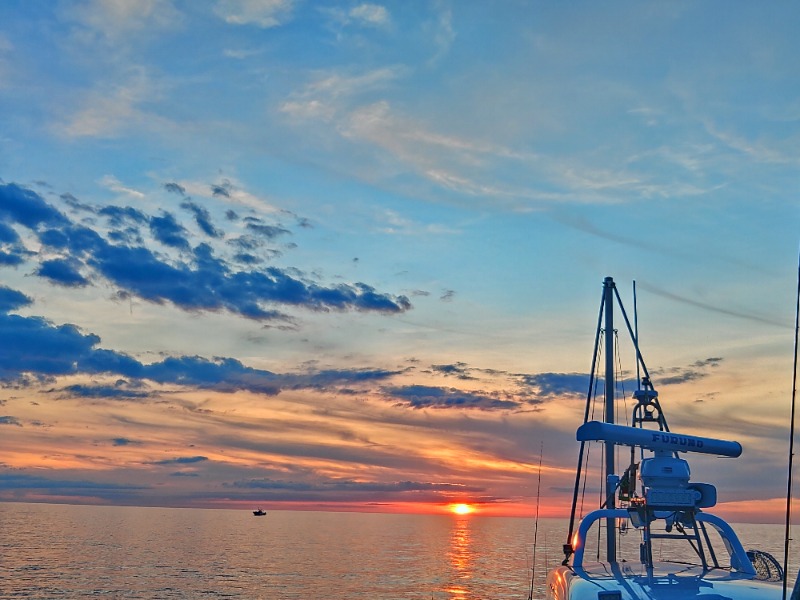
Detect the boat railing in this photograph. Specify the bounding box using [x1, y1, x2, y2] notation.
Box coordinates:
[569, 508, 756, 577]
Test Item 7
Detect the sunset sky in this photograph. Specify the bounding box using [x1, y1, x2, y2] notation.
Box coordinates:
[0, 1, 798, 522]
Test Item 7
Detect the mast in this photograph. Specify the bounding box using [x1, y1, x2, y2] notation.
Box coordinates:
[604, 276, 617, 562]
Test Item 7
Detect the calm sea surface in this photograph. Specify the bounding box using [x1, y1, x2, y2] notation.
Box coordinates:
[0, 502, 796, 599]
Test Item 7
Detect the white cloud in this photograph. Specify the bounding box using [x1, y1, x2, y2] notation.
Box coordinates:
[703, 120, 797, 165]
[223, 46, 267, 60]
[426, 2, 455, 64]
[349, 4, 390, 28]
[279, 67, 405, 122]
[66, 0, 181, 42]
[179, 177, 284, 214]
[99, 175, 146, 198]
[214, 0, 294, 28]
[57, 68, 158, 138]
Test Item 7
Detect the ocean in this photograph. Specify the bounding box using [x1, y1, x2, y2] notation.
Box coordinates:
[0, 502, 795, 599]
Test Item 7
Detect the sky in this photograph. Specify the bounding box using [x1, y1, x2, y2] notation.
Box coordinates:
[0, 0, 798, 523]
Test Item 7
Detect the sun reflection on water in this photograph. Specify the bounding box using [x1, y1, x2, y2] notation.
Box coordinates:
[445, 516, 474, 598]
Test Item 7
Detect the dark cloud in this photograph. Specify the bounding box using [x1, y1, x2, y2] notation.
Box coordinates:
[149, 212, 190, 250]
[0, 415, 22, 426]
[111, 437, 140, 446]
[0, 298, 402, 396]
[231, 478, 481, 493]
[61, 384, 152, 400]
[211, 181, 232, 198]
[60, 193, 93, 212]
[153, 456, 208, 465]
[0, 222, 29, 266]
[431, 363, 475, 380]
[0, 248, 27, 267]
[98, 205, 148, 228]
[0, 183, 412, 321]
[0, 286, 32, 312]
[0, 183, 69, 229]
[0, 313, 101, 380]
[233, 252, 262, 265]
[180, 201, 223, 238]
[384, 385, 519, 410]
[36, 258, 89, 287]
[654, 357, 723, 386]
[0, 223, 20, 244]
[163, 182, 186, 196]
[0, 473, 145, 492]
[286, 368, 403, 390]
[142, 356, 281, 394]
[245, 221, 290, 240]
[519, 373, 589, 397]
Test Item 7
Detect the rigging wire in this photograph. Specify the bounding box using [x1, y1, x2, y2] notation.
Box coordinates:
[579, 336, 604, 521]
[565, 289, 607, 562]
[783, 249, 800, 600]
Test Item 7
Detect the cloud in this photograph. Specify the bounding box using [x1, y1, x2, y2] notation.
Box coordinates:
[426, 3, 455, 64]
[519, 373, 589, 398]
[284, 367, 403, 390]
[0, 183, 412, 321]
[0, 313, 103, 380]
[0, 289, 408, 397]
[231, 478, 479, 493]
[653, 357, 723, 386]
[244, 219, 290, 239]
[180, 201, 224, 238]
[36, 258, 90, 287]
[637, 282, 789, 328]
[98, 205, 148, 227]
[0, 286, 32, 313]
[163, 182, 186, 196]
[153, 456, 209, 465]
[66, 0, 181, 42]
[111, 437, 141, 446]
[149, 212, 191, 250]
[384, 385, 519, 410]
[0, 183, 69, 229]
[0, 474, 146, 502]
[349, 4, 390, 27]
[0, 416, 22, 426]
[214, 0, 295, 28]
[431, 363, 475, 380]
[59, 69, 158, 138]
[62, 384, 152, 400]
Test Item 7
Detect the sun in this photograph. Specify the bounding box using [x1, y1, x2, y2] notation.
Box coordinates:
[450, 503, 475, 516]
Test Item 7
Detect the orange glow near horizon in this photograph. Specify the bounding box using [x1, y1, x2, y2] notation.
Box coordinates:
[450, 503, 475, 516]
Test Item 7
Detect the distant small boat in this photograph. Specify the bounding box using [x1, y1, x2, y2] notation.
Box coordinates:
[253, 509, 267, 516]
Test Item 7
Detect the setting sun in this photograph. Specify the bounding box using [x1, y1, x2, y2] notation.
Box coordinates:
[450, 503, 475, 515]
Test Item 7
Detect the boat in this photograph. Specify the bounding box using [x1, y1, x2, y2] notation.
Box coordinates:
[253, 508, 267, 516]
[544, 277, 785, 600]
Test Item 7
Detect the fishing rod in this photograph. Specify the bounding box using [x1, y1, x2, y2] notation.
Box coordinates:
[528, 442, 544, 600]
[783, 249, 800, 600]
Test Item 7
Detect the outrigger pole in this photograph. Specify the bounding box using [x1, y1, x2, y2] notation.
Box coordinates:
[603, 277, 617, 563]
[783, 250, 800, 600]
